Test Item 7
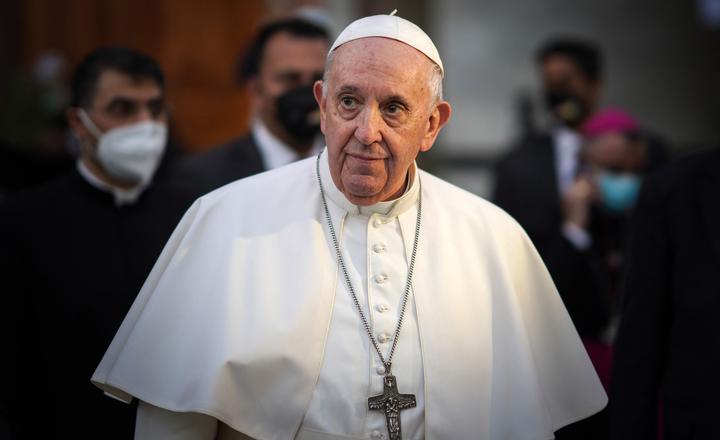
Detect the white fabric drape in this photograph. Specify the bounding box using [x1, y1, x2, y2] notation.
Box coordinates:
[93, 149, 607, 440]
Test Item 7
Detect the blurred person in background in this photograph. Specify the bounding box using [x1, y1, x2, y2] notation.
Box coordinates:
[494, 37, 604, 249]
[0, 52, 75, 199]
[565, 109, 666, 343]
[547, 108, 668, 440]
[611, 146, 720, 440]
[493, 39, 605, 438]
[175, 16, 330, 194]
[0, 46, 197, 439]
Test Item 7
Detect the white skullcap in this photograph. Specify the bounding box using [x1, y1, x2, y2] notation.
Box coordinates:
[329, 12, 444, 77]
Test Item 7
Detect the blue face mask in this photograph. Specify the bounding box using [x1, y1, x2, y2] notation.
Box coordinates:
[598, 171, 641, 213]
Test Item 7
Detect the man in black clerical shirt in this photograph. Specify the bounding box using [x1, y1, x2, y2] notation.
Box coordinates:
[0, 47, 197, 439]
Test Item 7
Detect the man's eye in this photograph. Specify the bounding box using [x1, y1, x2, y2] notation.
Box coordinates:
[148, 100, 167, 118]
[108, 100, 135, 117]
[385, 103, 405, 115]
[340, 97, 356, 108]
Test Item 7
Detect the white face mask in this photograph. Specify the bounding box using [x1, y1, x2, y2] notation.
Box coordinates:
[77, 109, 167, 185]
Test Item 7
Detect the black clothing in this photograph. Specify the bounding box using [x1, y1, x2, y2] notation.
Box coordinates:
[0, 170, 197, 439]
[493, 134, 611, 338]
[173, 134, 265, 197]
[493, 133, 612, 440]
[611, 148, 720, 440]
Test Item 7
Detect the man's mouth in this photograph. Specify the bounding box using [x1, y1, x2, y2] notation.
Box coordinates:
[347, 153, 386, 162]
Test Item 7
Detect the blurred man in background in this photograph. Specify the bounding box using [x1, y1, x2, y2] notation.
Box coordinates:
[0, 52, 75, 199]
[176, 17, 330, 194]
[0, 47, 197, 439]
[494, 37, 603, 249]
[562, 108, 664, 345]
[494, 39, 641, 439]
[493, 37, 608, 355]
[611, 146, 720, 440]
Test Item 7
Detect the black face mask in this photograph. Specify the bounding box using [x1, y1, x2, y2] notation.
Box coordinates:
[276, 84, 321, 145]
[545, 90, 588, 128]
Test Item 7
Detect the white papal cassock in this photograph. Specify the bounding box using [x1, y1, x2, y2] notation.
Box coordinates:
[92, 148, 607, 440]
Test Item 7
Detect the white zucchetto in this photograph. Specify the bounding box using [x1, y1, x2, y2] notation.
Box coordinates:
[329, 12, 444, 77]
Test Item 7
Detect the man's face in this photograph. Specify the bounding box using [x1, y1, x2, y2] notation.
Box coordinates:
[584, 133, 645, 174]
[314, 37, 451, 206]
[69, 68, 166, 145]
[541, 54, 600, 126]
[251, 32, 328, 144]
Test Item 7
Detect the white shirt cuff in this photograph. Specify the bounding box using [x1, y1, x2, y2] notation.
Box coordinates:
[561, 221, 593, 251]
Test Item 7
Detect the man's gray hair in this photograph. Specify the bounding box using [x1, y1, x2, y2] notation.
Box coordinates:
[321, 49, 444, 107]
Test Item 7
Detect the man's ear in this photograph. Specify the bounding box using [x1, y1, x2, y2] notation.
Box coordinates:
[313, 80, 327, 134]
[419, 101, 452, 153]
[245, 77, 262, 109]
[66, 108, 93, 143]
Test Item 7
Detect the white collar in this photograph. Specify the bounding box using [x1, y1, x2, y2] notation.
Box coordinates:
[552, 125, 583, 154]
[317, 148, 419, 218]
[76, 159, 147, 206]
[252, 119, 323, 170]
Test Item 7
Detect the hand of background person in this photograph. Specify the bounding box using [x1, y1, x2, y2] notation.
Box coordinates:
[562, 176, 595, 229]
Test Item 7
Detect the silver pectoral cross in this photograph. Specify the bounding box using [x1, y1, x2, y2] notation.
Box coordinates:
[368, 374, 416, 440]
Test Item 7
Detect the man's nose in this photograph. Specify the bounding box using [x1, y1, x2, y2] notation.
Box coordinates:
[134, 106, 154, 123]
[354, 106, 383, 146]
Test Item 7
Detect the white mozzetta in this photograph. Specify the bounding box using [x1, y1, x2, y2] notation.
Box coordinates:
[93, 149, 607, 440]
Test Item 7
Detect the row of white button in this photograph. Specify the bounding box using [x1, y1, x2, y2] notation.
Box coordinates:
[371, 212, 394, 423]
[377, 332, 391, 343]
[372, 218, 390, 228]
[373, 273, 389, 284]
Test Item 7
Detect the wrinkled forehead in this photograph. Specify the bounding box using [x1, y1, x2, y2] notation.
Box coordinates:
[328, 37, 433, 93]
[330, 34, 441, 77]
[329, 37, 433, 80]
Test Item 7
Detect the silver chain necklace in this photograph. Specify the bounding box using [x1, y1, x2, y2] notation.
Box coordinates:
[315, 153, 421, 440]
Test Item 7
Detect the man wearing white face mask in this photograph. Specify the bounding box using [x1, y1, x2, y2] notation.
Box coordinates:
[75, 106, 167, 195]
[0, 47, 198, 439]
[70, 51, 170, 206]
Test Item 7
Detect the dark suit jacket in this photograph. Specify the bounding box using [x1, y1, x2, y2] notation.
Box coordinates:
[493, 134, 562, 244]
[611, 148, 720, 440]
[173, 134, 266, 197]
[0, 171, 197, 439]
[493, 134, 610, 338]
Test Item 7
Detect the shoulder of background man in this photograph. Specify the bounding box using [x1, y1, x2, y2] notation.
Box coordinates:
[169, 134, 265, 196]
[496, 131, 554, 169]
[0, 171, 77, 220]
[641, 145, 719, 205]
[492, 131, 557, 201]
[0, 172, 82, 265]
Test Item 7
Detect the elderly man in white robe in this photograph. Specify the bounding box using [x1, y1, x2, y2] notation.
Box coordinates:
[92, 13, 607, 440]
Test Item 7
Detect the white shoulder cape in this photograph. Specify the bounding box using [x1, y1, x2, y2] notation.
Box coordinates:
[92, 153, 607, 440]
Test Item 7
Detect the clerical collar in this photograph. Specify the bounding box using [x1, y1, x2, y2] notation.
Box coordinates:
[76, 160, 147, 206]
[252, 119, 324, 170]
[318, 148, 419, 218]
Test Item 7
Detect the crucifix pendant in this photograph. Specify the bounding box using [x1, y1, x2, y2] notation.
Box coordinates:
[368, 374, 416, 440]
